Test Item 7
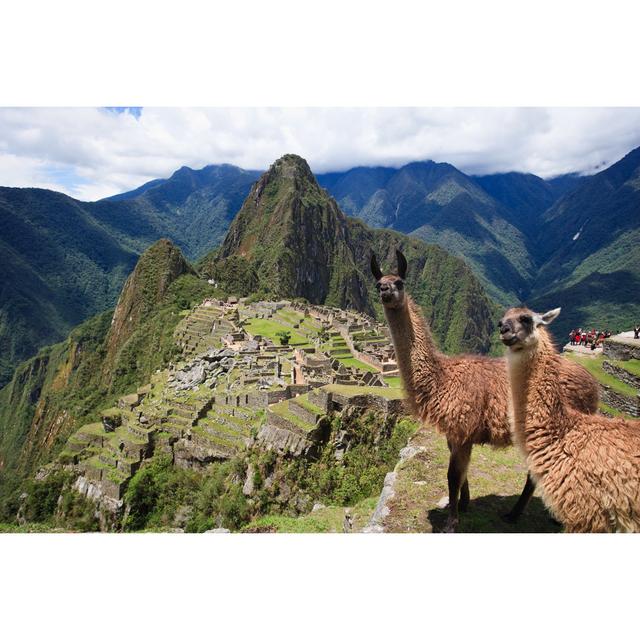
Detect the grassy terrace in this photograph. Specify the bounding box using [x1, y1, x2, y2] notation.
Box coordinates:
[385, 376, 403, 389]
[565, 353, 638, 397]
[291, 393, 324, 416]
[269, 400, 317, 432]
[244, 318, 310, 346]
[323, 384, 405, 400]
[78, 422, 106, 436]
[335, 356, 379, 373]
[611, 358, 640, 377]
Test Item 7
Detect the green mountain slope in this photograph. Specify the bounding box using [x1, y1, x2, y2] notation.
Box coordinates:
[0, 240, 211, 485]
[529, 146, 640, 337]
[0, 166, 257, 385]
[319, 161, 535, 305]
[202, 154, 498, 355]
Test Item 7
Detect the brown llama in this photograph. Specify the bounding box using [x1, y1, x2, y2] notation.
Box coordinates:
[371, 250, 599, 532]
[500, 306, 640, 532]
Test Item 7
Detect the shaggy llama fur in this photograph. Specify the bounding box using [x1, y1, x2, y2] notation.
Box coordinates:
[502, 306, 640, 532]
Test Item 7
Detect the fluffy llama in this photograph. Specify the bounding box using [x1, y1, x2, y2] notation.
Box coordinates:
[500, 306, 640, 532]
[371, 250, 599, 532]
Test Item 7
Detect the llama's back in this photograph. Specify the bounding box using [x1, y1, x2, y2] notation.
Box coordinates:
[537, 411, 640, 532]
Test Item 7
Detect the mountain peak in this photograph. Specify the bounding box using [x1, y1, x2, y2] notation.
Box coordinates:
[103, 239, 194, 379]
[260, 154, 316, 188]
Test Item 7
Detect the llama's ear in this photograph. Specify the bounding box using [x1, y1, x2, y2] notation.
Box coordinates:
[370, 254, 383, 281]
[396, 249, 408, 279]
[539, 307, 561, 325]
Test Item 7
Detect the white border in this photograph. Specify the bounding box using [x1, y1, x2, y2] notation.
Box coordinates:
[1, 2, 638, 638]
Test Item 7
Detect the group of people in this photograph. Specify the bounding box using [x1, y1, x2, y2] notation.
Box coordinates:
[569, 328, 612, 350]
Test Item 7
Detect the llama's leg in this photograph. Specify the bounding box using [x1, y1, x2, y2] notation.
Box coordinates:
[459, 478, 470, 512]
[502, 473, 535, 523]
[444, 442, 472, 532]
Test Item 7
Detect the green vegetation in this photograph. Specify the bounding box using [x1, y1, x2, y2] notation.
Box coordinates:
[242, 497, 378, 533]
[323, 384, 405, 400]
[244, 318, 309, 346]
[123, 455, 251, 532]
[275, 330, 291, 346]
[269, 400, 317, 432]
[0, 244, 216, 501]
[612, 358, 640, 377]
[335, 356, 378, 372]
[0, 469, 99, 532]
[565, 353, 638, 397]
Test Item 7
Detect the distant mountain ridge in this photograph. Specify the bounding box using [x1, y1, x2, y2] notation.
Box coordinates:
[317, 161, 536, 305]
[528, 146, 640, 337]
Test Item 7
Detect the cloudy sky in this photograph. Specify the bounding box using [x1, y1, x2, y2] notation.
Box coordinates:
[1, 107, 640, 201]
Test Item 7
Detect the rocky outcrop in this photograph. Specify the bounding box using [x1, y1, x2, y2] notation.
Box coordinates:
[362, 444, 425, 533]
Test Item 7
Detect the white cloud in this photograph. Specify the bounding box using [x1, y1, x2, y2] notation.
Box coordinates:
[1, 107, 640, 201]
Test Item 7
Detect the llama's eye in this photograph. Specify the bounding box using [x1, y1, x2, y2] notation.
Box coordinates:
[520, 315, 532, 324]
[396, 281, 404, 290]
[497, 320, 503, 328]
[375, 283, 381, 290]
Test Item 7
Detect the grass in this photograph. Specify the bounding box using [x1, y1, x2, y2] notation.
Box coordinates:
[241, 497, 378, 533]
[611, 358, 640, 377]
[291, 394, 324, 417]
[268, 400, 317, 433]
[598, 402, 625, 417]
[565, 353, 637, 397]
[244, 318, 310, 347]
[384, 377, 403, 389]
[77, 422, 106, 436]
[323, 384, 405, 400]
[335, 356, 379, 373]
[384, 425, 562, 533]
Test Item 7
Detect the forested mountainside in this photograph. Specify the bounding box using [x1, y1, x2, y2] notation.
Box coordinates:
[528, 146, 640, 337]
[0, 165, 258, 385]
[317, 161, 534, 305]
[0, 239, 212, 487]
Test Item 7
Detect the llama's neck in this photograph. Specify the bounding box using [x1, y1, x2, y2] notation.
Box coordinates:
[384, 296, 443, 410]
[506, 329, 567, 448]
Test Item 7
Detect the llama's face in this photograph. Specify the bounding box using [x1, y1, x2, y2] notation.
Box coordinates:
[499, 307, 561, 351]
[370, 250, 408, 310]
[375, 275, 406, 309]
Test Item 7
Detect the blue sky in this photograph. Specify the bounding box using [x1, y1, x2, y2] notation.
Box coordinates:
[1, 107, 640, 201]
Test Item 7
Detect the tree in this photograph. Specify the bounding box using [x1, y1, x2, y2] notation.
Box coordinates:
[276, 330, 291, 346]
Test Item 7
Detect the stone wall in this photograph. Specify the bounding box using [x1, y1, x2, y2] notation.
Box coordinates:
[257, 422, 315, 456]
[600, 386, 640, 417]
[602, 361, 640, 390]
[603, 338, 640, 361]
